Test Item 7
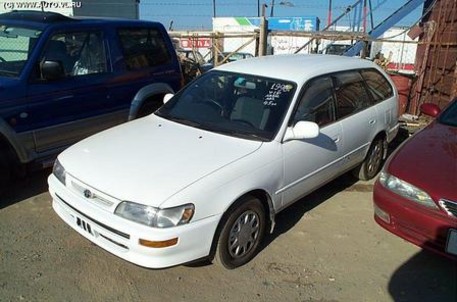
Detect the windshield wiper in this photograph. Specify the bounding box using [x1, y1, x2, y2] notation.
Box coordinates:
[163, 115, 204, 128]
[215, 128, 269, 142]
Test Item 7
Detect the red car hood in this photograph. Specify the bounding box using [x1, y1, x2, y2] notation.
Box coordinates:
[387, 121, 457, 202]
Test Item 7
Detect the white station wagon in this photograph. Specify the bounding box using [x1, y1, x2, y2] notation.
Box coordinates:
[49, 55, 399, 269]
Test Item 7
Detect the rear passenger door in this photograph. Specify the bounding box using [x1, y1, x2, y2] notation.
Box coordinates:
[360, 69, 396, 141]
[109, 26, 182, 115]
[332, 71, 378, 171]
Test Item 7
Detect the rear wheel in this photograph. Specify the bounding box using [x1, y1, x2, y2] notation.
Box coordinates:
[215, 196, 266, 269]
[137, 97, 163, 118]
[353, 137, 385, 180]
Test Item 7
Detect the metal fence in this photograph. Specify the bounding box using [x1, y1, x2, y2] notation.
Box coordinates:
[169, 29, 419, 72]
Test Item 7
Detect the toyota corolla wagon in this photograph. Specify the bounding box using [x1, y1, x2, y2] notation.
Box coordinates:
[49, 54, 399, 269]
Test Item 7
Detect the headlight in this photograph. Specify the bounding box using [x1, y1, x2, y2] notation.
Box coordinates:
[379, 171, 438, 209]
[114, 201, 194, 228]
[53, 159, 66, 185]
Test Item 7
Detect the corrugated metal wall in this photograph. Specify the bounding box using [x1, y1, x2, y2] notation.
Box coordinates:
[74, 0, 139, 19]
[410, 0, 457, 113]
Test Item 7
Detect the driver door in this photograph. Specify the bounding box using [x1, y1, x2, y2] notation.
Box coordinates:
[281, 75, 343, 206]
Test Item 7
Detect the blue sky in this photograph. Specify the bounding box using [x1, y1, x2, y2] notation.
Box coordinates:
[139, 0, 424, 30]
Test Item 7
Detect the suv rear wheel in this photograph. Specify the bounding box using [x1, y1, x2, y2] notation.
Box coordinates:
[137, 97, 164, 118]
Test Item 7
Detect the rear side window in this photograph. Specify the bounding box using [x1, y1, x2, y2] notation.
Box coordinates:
[333, 71, 371, 120]
[361, 69, 393, 103]
[118, 28, 171, 70]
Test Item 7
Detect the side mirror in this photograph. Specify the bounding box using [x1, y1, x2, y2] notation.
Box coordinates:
[420, 103, 441, 118]
[40, 60, 65, 81]
[163, 93, 174, 104]
[284, 121, 319, 142]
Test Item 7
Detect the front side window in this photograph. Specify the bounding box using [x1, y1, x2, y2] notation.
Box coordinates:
[40, 31, 106, 77]
[0, 24, 42, 77]
[333, 71, 371, 120]
[156, 71, 296, 141]
[292, 76, 336, 127]
[361, 69, 393, 103]
[118, 28, 171, 70]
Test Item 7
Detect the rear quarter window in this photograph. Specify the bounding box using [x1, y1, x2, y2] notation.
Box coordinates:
[360, 69, 394, 103]
[118, 27, 171, 70]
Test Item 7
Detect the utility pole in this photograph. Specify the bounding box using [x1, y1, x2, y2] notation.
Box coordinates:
[259, 4, 268, 56]
[213, 0, 216, 18]
[327, 0, 332, 27]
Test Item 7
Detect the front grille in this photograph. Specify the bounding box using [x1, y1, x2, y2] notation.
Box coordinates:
[439, 199, 457, 218]
[70, 180, 115, 208]
[56, 193, 130, 239]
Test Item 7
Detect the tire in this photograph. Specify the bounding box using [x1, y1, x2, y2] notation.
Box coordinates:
[215, 196, 266, 269]
[353, 137, 386, 181]
[137, 98, 163, 118]
[0, 149, 12, 196]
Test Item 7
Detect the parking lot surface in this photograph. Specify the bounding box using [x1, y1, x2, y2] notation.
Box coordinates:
[1, 170, 456, 302]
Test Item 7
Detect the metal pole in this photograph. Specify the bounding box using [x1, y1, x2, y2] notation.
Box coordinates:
[213, 0, 216, 18]
[258, 0, 260, 17]
[270, 0, 275, 17]
[327, 0, 332, 27]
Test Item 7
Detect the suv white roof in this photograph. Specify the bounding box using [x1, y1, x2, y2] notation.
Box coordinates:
[216, 54, 381, 85]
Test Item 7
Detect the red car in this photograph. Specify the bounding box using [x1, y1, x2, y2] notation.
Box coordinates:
[373, 98, 457, 261]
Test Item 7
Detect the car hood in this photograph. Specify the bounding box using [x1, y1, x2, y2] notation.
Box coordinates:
[388, 121, 457, 201]
[59, 115, 262, 206]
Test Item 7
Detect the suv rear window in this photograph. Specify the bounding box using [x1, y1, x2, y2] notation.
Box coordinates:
[118, 28, 171, 70]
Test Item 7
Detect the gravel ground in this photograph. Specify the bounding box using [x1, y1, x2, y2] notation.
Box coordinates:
[1, 170, 456, 302]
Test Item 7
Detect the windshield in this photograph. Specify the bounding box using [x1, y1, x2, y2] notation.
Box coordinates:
[0, 24, 42, 77]
[439, 99, 457, 127]
[156, 71, 296, 141]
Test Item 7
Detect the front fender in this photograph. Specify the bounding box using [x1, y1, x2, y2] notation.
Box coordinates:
[0, 118, 32, 163]
[128, 83, 175, 120]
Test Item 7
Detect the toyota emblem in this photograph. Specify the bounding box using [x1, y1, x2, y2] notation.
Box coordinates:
[83, 189, 93, 198]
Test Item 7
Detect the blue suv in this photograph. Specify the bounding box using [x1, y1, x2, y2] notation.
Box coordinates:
[0, 10, 183, 192]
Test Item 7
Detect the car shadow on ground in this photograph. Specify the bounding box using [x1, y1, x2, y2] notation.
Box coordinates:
[0, 168, 51, 209]
[260, 173, 361, 252]
[259, 127, 412, 260]
[388, 249, 457, 301]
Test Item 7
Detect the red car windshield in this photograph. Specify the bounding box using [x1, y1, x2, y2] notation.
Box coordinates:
[439, 99, 457, 127]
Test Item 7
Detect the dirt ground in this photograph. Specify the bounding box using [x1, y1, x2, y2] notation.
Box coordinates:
[1, 169, 456, 302]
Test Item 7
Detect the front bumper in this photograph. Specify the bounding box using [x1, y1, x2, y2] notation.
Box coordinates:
[49, 174, 221, 268]
[373, 180, 457, 261]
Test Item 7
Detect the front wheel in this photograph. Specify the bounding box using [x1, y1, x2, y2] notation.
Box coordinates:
[353, 137, 386, 181]
[215, 196, 266, 269]
[0, 149, 12, 196]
